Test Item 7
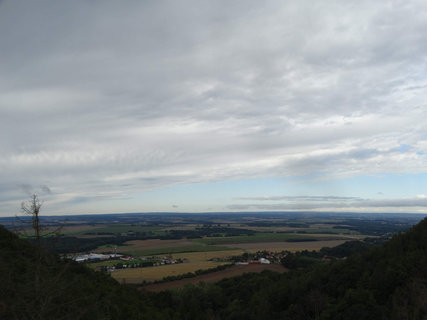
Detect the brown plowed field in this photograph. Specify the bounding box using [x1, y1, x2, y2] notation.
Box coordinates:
[139, 264, 287, 292]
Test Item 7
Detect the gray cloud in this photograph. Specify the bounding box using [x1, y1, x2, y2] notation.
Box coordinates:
[19, 184, 33, 196]
[227, 196, 427, 211]
[1, 1, 427, 214]
[40, 185, 52, 194]
[235, 196, 364, 202]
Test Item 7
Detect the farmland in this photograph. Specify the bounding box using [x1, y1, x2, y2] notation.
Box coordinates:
[222, 239, 349, 252]
[193, 232, 320, 245]
[94, 238, 234, 256]
[112, 260, 230, 283]
[140, 264, 288, 291]
[112, 243, 233, 257]
[3, 209, 427, 319]
[6, 211, 424, 285]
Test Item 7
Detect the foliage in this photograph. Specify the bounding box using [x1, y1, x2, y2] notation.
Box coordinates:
[0, 225, 170, 319]
[1, 215, 427, 319]
[281, 250, 323, 269]
[329, 218, 413, 235]
[320, 240, 372, 258]
[144, 217, 427, 319]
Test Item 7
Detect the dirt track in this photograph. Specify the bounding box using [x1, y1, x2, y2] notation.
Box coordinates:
[139, 264, 287, 292]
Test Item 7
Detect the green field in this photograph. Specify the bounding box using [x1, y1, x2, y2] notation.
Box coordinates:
[286, 228, 356, 234]
[80, 224, 165, 235]
[192, 233, 321, 245]
[119, 244, 235, 257]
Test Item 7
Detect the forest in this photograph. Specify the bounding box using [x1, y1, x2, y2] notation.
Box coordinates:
[1, 215, 426, 319]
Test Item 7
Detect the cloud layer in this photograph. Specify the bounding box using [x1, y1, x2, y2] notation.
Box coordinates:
[230, 196, 427, 212]
[1, 1, 427, 215]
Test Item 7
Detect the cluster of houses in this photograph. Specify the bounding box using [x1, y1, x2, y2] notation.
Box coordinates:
[140, 255, 188, 266]
[235, 257, 271, 265]
[214, 250, 287, 265]
[72, 252, 187, 273]
[70, 252, 123, 263]
[259, 251, 287, 262]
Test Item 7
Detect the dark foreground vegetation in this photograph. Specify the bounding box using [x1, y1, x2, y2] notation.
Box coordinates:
[1, 216, 427, 319]
[280, 240, 373, 269]
[0, 225, 165, 319]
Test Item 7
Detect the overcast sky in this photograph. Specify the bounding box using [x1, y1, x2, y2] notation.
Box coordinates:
[1, 0, 427, 216]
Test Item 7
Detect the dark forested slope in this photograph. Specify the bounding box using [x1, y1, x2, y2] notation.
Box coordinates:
[0, 225, 169, 320]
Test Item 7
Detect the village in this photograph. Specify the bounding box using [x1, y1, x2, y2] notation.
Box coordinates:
[214, 250, 288, 265]
[70, 250, 290, 275]
[70, 252, 188, 272]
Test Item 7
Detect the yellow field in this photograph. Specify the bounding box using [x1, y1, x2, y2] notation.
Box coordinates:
[223, 240, 349, 252]
[111, 250, 243, 283]
[109, 240, 357, 283]
[111, 261, 228, 283]
[169, 250, 244, 261]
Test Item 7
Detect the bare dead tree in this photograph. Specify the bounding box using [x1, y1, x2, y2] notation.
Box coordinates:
[19, 194, 63, 250]
[21, 194, 43, 247]
[15, 194, 86, 319]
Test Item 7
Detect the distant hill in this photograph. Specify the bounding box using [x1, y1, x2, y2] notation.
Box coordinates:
[1, 217, 426, 319]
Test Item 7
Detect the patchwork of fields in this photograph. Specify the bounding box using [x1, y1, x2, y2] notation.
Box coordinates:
[101, 238, 353, 283]
[86, 235, 351, 283]
[43, 212, 419, 286]
[5, 212, 423, 292]
[112, 261, 229, 283]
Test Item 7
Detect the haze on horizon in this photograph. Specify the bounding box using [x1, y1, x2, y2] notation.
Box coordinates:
[1, 1, 427, 217]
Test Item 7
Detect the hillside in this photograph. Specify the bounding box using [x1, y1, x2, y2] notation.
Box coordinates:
[0, 225, 166, 320]
[145, 217, 427, 319]
[1, 217, 426, 319]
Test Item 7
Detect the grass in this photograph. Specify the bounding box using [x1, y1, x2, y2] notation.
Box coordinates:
[80, 224, 165, 235]
[93, 239, 229, 256]
[170, 250, 244, 261]
[121, 244, 235, 257]
[288, 228, 356, 234]
[193, 232, 318, 245]
[86, 259, 123, 269]
[86, 258, 156, 269]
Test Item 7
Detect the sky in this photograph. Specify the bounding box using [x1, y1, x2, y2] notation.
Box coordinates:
[1, 0, 427, 217]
